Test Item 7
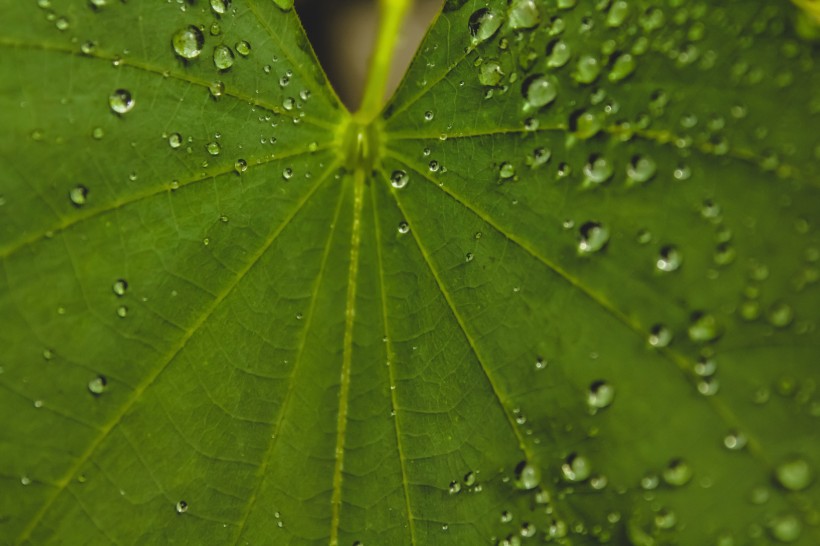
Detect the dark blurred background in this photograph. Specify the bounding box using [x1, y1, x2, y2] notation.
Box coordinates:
[296, 0, 442, 110]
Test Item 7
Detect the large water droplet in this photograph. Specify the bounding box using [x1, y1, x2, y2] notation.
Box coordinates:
[213, 44, 235, 70]
[508, 0, 540, 29]
[582, 154, 613, 185]
[522, 74, 558, 109]
[210, 0, 231, 15]
[172, 25, 204, 60]
[109, 89, 134, 114]
[769, 513, 802, 543]
[468, 8, 504, 45]
[390, 170, 409, 189]
[662, 458, 693, 487]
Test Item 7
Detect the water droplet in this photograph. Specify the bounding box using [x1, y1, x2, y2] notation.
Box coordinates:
[582, 154, 613, 185]
[212, 44, 235, 70]
[648, 324, 672, 347]
[606, 0, 630, 27]
[175, 500, 188, 514]
[423, 110, 434, 121]
[210, 0, 231, 15]
[662, 458, 693, 487]
[479, 59, 504, 86]
[546, 40, 571, 68]
[514, 461, 541, 490]
[626, 155, 657, 183]
[500, 510, 513, 523]
[528, 147, 551, 168]
[522, 74, 558, 109]
[109, 89, 134, 114]
[508, 0, 540, 29]
[767, 302, 794, 328]
[688, 312, 721, 343]
[87, 375, 107, 396]
[641, 473, 660, 490]
[520, 521, 536, 538]
[775, 456, 813, 491]
[172, 25, 204, 60]
[21, 476, 31, 486]
[587, 380, 615, 410]
[390, 170, 409, 189]
[234, 159, 247, 174]
[91, 127, 105, 140]
[468, 8, 504, 45]
[499, 162, 516, 179]
[577, 221, 610, 254]
[769, 513, 802, 543]
[168, 133, 183, 149]
[656, 245, 682, 272]
[209, 80, 225, 98]
[448, 480, 461, 494]
[463, 471, 476, 486]
[235, 40, 251, 56]
[398, 221, 410, 234]
[282, 167, 293, 180]
[608, 53, 636, 82]
[723, 430, 747, 451]
[112, 279, 128, 297]
[69, 185, 89, 207]
[206, 142, 221, 156]
[272, 0, 294, 10]
[116, 305, 128, 318]
[572, 55, 601, 84]
[561, 453, 592, 482]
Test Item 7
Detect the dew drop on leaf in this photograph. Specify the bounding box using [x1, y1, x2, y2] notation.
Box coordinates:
[775, 456, 813, 491]
[662, 458, 693, 487]
[108, 89, 134, 115]
[561, 452, 592, 482]
[175, 500, 188, 514]
[87, 375, 107, 396]
[478, 59, 504, 86]
[587, 380, 615, 410]
[572, 55, 601, 84]
[626, 155, 657, 184]
[206, 142, 221, 156]
[172, 25, 204, 60]
[168, 133, 183, 149]
[688, 312, 721, 343]
[577, 221, 610, 254]
[608, 53, 636, 82]
[768, 513, 802, 543]
[546, 39, 571, 68]
[235, 40, 251, 56]
[648, 324, 673, 348]
[213, 44, 235, 70]
[468, 8, 504, 45]
[498, 162, 516, 179]
[68, 185, 89, 207]
[390, 170, 409, 189]
[210, 0, 230, 15]
[582, 154, 613, 185]
[234, 158, 247, 174]
[514, 461, 541, 490]
[767, 301, 794, 328]
[209, 81, 225, 98]
[463, 471, 476, 486]
[397, 221, 410, 234]
[723, 430, 747, 451]
[521, 74, 558, 109]
[272, 0, 294, 11]
[508, 0, 540, 30]
[448, 480, 461, 494]
[656, 245, 682, 272]
[116, 305, 128, 318]
[112, 279, 128, 297]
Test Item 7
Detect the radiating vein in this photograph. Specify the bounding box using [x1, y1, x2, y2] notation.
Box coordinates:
[231, 168, 347, 546]
[0, 143, 337, 261]
[370, 180, 418, 546]
[15, 159, 343, 545]
[329, 169, 365, 546]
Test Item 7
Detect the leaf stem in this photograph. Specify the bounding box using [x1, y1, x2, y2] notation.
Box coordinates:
[356, 0, 413, 121]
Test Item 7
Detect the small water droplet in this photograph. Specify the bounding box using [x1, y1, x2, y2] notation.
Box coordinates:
[662, 458, 693, 487]
[767, 302, 794, 328]
[234, 159, 247, 174]
[577, 221, 610, 254]
[514, 461, 541, 490]
[648, 324, 672, 347]
[656, 245, 682, 272]
[88, 375, 107, 396]
[775, 456, 813, 491]
[210, 0, 231, 15]
[688, 312, 721, 343]
[468, 8, 504, 45]
[561, 453, 592, 482]
[212, 44, 235, 70]
[175, 500, 188, 514]
[390, 170, 409, 189]
[508, 0, 540, 29]
[587, 380, 615, 410]
[112, 279, 128, 297]
[168, 133, 183, 149]
[69, 185, 89, 207]
[626, 155, 657, 183]
[522, 74, 558, 109]
[398, 221, 410, 234]
[207, 142, 221, 156]
[235, 40, 251, 56]
[723, 430, 747, 451]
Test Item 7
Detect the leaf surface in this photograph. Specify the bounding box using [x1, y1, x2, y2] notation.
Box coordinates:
[0, 1, 818, 545]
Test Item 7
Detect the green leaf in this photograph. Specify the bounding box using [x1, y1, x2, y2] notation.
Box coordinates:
[1, 1, 818, 545]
